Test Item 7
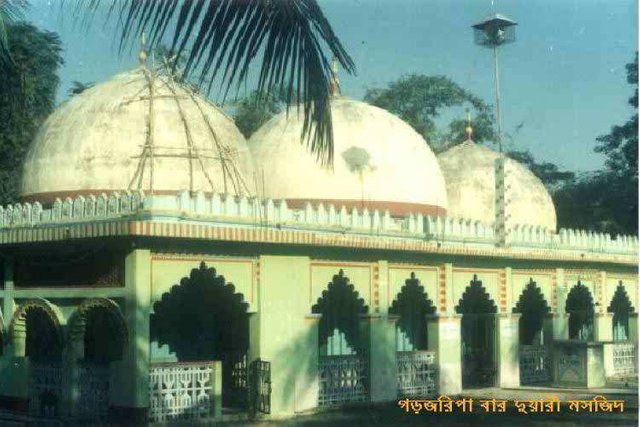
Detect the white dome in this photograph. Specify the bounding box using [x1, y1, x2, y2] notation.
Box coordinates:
[21, 68, 254, 201]
[248, 97, 448, 217]
[437, 142, 557, 231]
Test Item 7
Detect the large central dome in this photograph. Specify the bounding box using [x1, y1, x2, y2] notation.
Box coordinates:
[21, 68, 254, 201]
[248, 97, 448, 217]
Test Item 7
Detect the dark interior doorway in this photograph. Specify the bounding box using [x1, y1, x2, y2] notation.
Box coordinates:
[151, 262, 250, 410]
[455, 275, 497, 389]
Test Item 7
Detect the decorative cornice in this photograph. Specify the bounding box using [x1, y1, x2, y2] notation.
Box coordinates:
[0, 190, 636, 266]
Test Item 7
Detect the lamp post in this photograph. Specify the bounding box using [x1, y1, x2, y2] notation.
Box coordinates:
[472, 14, 517, 153]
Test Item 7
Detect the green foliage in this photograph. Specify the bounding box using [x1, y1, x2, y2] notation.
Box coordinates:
[554, 170, 637, 235]
[555, 53, 638, 235]
[0, 22, 63, 205]
[0, 0, 26, 66]
[68, 80, 94, 97]
[232, 86, 294, 138]
[595, 53, 638, 176]
[363, 74, 497, 152]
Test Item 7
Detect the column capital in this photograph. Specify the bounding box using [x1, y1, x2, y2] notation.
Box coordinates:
[426, 313, 462, 321]
[497, 312, 521, 319]
[304, 313, 322, 323]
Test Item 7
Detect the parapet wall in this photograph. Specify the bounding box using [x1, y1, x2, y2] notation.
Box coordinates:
[0, 191, 637, 256]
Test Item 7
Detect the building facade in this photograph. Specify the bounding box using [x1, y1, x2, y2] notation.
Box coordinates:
[0, 65, 636, 423]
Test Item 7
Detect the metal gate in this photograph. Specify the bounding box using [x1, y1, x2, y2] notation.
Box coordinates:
[397, 351, 437, 397]
[223, 353, 248, 409]
[248, 359, 271, 418]
[461, 314, 496, 388]
[519, 345, 552, 385]
[29, 362, 63, 418]
[74, 363, 111, 420]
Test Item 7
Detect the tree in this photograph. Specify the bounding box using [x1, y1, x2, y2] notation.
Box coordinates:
[232, 86, 294, 138]
[68, 80, 94, 97]
[0, 22, 63, 204]
[363, 74, 497, 152]
[555, 53, 638, 235]
[0, 0, 25, 66]
[595, 53, 638, 176]
[74, 0, 355, 165]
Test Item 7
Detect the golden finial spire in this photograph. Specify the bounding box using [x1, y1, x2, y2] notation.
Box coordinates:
[465, 108, 474, 142]
[138, 32, 148, 65]
[330, 56, 341, 97]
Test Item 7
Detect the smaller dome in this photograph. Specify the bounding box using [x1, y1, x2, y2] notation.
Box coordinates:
[437, 142, 557, 231]
[248, 97, 448, 216]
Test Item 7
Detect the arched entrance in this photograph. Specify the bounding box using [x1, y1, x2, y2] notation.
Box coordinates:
[151, 262, 249, 410]
[608, 282, 634, 341]
[312, 270, 368, 406]
[68, 298, 127, 420]
[390, 272, 437, 396]
[11, 299, 63, 417]
[566, 282, 594, 340]
[455, 275, 497, 388]
[514, 279, 551, 384]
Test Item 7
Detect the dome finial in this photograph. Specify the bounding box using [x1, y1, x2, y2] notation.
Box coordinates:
[330, 56, 341, 97]
[465, 108, 474, 143]
[138, 32, 148, 65]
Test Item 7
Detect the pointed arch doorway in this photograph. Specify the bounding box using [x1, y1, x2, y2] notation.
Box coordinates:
[389, 273, 437, 396]
[151, 262, 250, 411]
[312, 270, 369, 406]
[455, 275, 497, 388]
[514, 279, 551, 385]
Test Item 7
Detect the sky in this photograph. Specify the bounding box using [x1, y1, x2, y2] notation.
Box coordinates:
[24, 0, 638, 173]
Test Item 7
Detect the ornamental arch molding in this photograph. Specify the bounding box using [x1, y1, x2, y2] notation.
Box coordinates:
[67, 298, 128, 359]
[67, 298, 127, 343]
[10, 298, 64, 358]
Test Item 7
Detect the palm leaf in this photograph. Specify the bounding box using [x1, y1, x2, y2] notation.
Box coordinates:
[73, 0, 355, 165]
[0, 0, 27, 66]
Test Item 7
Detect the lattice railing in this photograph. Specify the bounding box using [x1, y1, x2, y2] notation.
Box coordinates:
[74, 364, 111, 421]
[612, 343, 637, 378]
[318, 355, 368, 406]
[519, 345, 552, 385]
[149, 361, 216, 422]
[397, 351, 437, 397]
[29, 362, 63, 418]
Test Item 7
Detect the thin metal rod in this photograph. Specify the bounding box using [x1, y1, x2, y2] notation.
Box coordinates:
[493, 46, 503, 153]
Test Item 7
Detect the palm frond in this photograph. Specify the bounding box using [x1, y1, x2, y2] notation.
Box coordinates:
[73, 0, 355, 165]
[0, 0, 27, 66]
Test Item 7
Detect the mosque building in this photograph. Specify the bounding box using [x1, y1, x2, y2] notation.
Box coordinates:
[0, 55, 636, 423]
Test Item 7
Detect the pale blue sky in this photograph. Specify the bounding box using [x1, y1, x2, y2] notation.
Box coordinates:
[25, 0, 638, 172]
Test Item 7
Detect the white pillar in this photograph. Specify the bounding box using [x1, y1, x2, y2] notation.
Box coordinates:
[594, 312, 613, 342]
[427, 314, 461, 394]
[497, 313, 520, 388]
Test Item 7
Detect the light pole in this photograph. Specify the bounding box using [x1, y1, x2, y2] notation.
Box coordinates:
[472, 14, 517, 153]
